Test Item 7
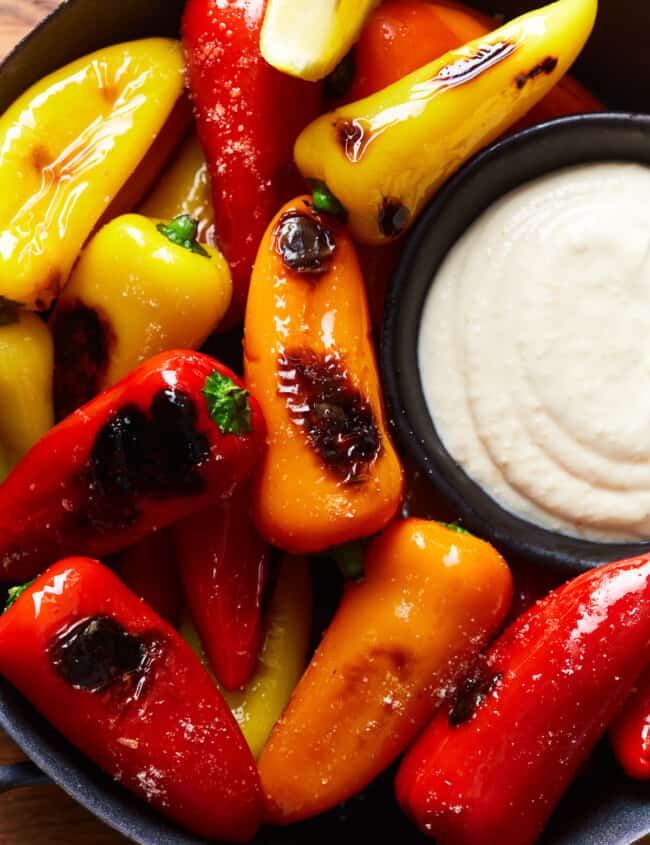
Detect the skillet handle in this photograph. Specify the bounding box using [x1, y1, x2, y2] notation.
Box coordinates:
[0, 761, 49, 793]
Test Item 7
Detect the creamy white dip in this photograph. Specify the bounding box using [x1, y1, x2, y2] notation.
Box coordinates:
[418, 162, 650, 542]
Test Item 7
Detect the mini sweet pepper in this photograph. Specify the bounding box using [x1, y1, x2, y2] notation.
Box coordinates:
[182, 0, 322, 325]
[0, 558, 262, 841]
[610, 665, 650, 781]
[0, 39, 185, 310]
[245, 196, 404, 553]
[0, 309, 54, 479]
[258, 519, 512, 824]
[0, 350, 265, 584]
[52, 213, 232, 417]
[397, 553, 650, 845]
[182, 554, 313, 759]
[175, 486, 271, 691]
[295, 0, 598, 244]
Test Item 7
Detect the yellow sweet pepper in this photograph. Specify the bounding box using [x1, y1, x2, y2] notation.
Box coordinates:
[0, 310, 54, 477]
[260, 0, 380, 82]
[0, 39, 185, 310]
[51, 213, 232, 418]
[181, 555, 312, 759]
[139, 134, 216, 247]
[294, 0, 598, 245]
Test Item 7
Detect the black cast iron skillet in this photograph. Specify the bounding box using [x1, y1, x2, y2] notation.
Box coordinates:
[0, 0, 648, 843]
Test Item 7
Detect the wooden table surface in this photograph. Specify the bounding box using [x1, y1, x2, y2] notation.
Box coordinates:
[0, 8, 129, 845]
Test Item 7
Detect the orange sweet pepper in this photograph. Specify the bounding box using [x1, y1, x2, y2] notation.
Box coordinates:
[258, 519, 513, 824]
[244, 196, 404, 554]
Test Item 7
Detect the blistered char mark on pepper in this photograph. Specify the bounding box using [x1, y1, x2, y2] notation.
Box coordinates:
[50, 615, 161, 696]
[277, 347, 382, 484]
[515, 56, 559, 89]
[79, 388, 210, 533]
[436, 40, 517, 88]
[274, 212, 337, 274]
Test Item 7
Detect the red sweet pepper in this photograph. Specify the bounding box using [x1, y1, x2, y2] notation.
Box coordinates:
[113, 530, 182, 628]
[174, 486, 270, 691]
[0, 350, 265, 584]
[396, 554, 650, 845]
[0, 557, 261, 841]
[182, 0, 322, 326]
[610, 665, 650, 780]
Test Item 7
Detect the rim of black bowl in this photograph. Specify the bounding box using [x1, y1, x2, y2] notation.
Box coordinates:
[382, 112, 650, 574]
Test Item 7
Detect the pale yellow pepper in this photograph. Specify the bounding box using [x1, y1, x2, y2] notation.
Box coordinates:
[260, 0, 380, 82]
[140, 134, 216, 247]
[0, 39, 185, 310]
[0, 311, 54, 476]
[51, 213, 232, 418]
[295, 0, 598, 244]
[181, 555, 312, 759]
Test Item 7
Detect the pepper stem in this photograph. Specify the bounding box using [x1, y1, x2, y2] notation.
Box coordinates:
[331, 542, 365, 581]
[4, 579, 36, 613]
[311, 181, 348, 221]
[438, 521, 472, 536]
[157, 215, 209, 257]
[202, 370, 253, 436]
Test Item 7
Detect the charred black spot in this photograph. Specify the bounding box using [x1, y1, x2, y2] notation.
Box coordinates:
[335, 118, 368, 163]
[82, 388, 210, 532]
[515, 56, 558, 89]
[50, 616, 148, 692]
[378, 199, 410, 238]
[450, 668, 502, 727]
[148, 388, 210, 494]
[274, 212, 336, 275]
[278, 348, 382, 484]
[53, 302, 113, 419]
[436, 40, 516, 88]
[89, 404, 150, 498]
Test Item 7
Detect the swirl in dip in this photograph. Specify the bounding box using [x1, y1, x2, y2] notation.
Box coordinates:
[418, 162, 650, 542]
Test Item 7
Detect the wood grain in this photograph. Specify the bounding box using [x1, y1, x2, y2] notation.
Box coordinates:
[0, 0, 59, 60]
[0, 7, 129, 840]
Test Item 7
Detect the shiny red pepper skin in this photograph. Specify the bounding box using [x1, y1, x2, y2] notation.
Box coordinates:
[113, 530, 182, 628]
[174, 486, 270, 691]
[396, 555, 650, 845]
[0, 350, 265, 584]
[610, 665, 650, 780]
[182, 0, 322, 326]
[0, 558, 262, 840]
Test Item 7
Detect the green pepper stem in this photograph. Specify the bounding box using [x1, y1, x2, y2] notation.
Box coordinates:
[157, 215, 210, 257]
[331, 542, 365, 581]
[311, 181, 348, 221]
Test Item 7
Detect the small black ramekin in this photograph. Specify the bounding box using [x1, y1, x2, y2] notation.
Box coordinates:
[382, 113, 650, 574]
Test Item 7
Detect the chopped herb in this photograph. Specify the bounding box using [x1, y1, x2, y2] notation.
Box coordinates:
[202, 370, 252, 436]
[4, 579, 36, 613]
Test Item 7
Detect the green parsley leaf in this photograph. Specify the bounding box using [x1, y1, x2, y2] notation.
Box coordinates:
[202, 370, 253, 436]
[4, 579, 36, 613]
